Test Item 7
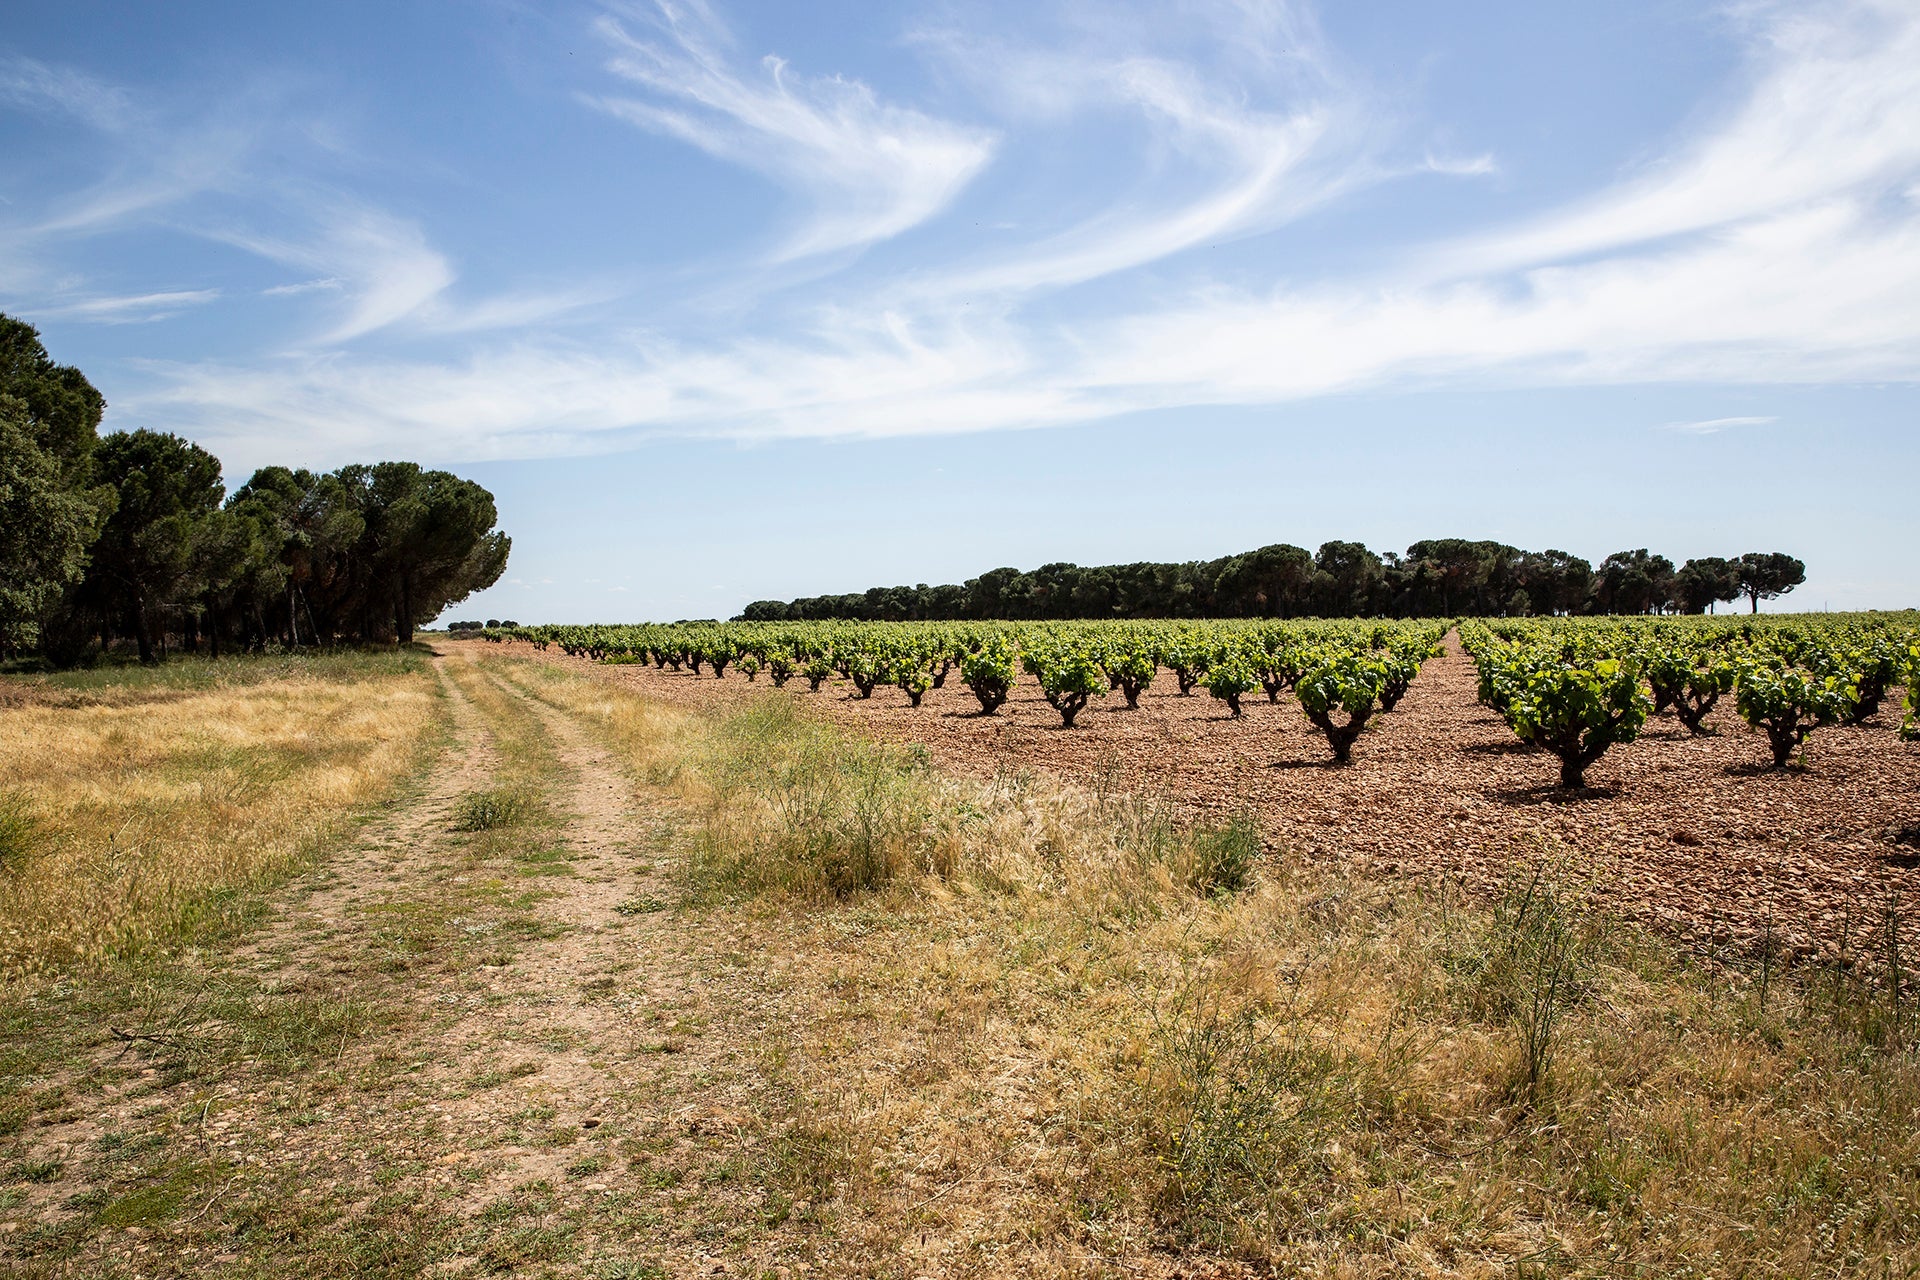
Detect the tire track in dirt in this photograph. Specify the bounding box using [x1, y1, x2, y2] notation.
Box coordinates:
[402, 662, 788, 1273]
[228, 652, 501, 967]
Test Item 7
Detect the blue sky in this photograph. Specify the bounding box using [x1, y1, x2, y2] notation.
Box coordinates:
[4, 0, 1917, 619]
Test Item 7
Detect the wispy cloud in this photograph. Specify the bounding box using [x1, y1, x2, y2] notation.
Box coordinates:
[212, 207, 455, 343]
[0, 54, 136, 131]
[904, 2, 1375, 295]
[1437, 0, 1920, 278]
[33, 288, 221, 322]
[1665, 415, 1778, 434]
[261, 277, 342, 297]
[15, 0, 1920, 472]
[1423, 151, 1497, 177]
[585, 1, 995, 259]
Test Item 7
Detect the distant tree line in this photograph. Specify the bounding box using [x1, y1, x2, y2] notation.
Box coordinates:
[740, 540, 1807, 623]
[0, 315, 510, 665]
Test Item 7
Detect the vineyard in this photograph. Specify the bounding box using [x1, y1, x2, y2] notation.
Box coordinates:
[480, 612, 1920, 957]
[490, 613, 1920, 773]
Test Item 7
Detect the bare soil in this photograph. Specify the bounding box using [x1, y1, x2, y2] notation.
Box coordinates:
[517, 637, 1920, 961]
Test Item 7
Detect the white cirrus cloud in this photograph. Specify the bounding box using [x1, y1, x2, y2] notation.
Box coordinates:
[33, 288, 222, 322]
[0, 54, 136, 132]
[1664, 416, 1778, 434]
[585, 1, 996, 260]
[29, 0, 1920, 473]
[212, 207, 456, 344]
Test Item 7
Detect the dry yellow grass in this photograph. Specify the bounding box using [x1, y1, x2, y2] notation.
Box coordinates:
[0, 655, 441, 979]
[500, 649, 1920, 1278]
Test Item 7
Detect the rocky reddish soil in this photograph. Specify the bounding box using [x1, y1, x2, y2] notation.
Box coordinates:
[511, 637, 1920, 962]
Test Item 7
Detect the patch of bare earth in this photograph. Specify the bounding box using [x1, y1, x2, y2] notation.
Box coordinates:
[509, 635, 1920, 960]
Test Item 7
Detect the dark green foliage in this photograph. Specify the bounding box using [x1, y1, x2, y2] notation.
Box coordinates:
[1, 313, 512, 664]
[0, 315, 105, 479]
[740, 539, 1778, 622]
[83, 430, 226, 663]
[1673, 557, 1741, 614]
[1589, 549, 1675, 617]
[0, 401, 109, 652]
[1737, 552, 1807, 614]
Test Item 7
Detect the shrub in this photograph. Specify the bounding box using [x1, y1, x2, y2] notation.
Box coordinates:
[1736, 660, 1854, 767]
[1105, 641, 1157, 709]
[1498, 654, 1648, 788]
[846, 650, 884, 699]
[1135, 968, 1357, 1249]
[1185, 812, 1259, 895]
[1162, 636, 1209, 697]
[803, 657, 834, 693]
[1904, 646, 1920, 742]
[1647, 648, 1736, 735]
[894, 663, 932, 708]
[1204, 658, 1257, 718]
[1376, 636, 1437, 712]
[1447, 867, 1599, 1104]
[1837, 639, 1902, 726]
[1295, 651, 1386, 764]
[1034, 647, 1107, 728]
[961, 642, 1016, 715]
[767, 653, 795, 687]
[1249, 639, 1300, 704]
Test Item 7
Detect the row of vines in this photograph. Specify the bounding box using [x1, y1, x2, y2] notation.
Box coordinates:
[474, 613, 1920, 789]
[1463, 615, 1919, 786]
[492, 618, 1446, 765]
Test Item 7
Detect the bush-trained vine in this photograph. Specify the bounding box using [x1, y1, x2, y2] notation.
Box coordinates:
[894, 661, 933, 708]
[961, 638, 1017, 715]
[1025, 637, 1108, 728]
[1645, 646, 1736, 736]
[1904, 645, 1920, 742]
[1204, 654, 1258, 718]
[1295, 650, 1388, 764]
[1465, 629, 1649, 788]
[1735, 660, 1855, 767]
[1103, 634, 1158, 709]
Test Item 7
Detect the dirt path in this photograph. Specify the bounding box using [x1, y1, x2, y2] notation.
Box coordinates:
[3, 650, 802, 1278]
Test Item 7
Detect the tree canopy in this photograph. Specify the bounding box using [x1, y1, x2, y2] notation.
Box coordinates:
[741, 540, 1802, 622]
[0, 312, 511, 664]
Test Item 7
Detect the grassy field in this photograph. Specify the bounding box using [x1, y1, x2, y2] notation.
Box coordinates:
[0, 652, 443, 979]
[1, 646, 1916, 1277]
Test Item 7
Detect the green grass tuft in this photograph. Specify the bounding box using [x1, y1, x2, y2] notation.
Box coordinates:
[455, 787, 533, 832]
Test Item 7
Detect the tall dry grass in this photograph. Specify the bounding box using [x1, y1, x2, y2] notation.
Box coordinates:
[490, 652, 1920, 1275]
[0, 654, 440, 979]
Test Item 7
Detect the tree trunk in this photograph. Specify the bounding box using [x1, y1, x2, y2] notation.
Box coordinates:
[396, 578, 415, 645]
[134, 599, 156, 665]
